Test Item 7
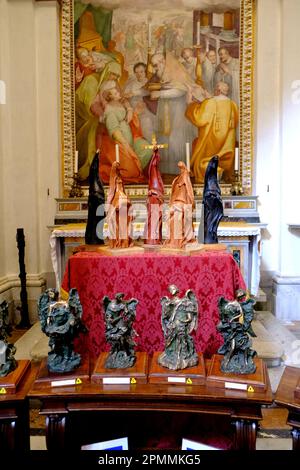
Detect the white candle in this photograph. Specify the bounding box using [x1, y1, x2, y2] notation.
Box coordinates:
[74, 150, 78, 173]
[197, 21, 200, 45]
[115, 143, 120, 163]
[186, 142, 190, 171]
[234, 147, 239, 171]
[148, 22, 152, 48]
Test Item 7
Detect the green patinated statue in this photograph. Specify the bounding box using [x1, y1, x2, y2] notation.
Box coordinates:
[38, 288, 87, 373]
[217, 289, 257, 374]
[103, 293, 138, 369]
[158, 285, 198, 370]
[0, 301, 17, 377]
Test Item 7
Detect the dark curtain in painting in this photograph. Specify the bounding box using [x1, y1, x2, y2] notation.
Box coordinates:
[74, 2, 113, 48]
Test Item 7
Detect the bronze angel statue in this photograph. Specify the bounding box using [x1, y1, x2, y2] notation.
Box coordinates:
[158, 285, 198, 370]
[0, 301, 17, 377]
[38, 288, 87, 373]
[103, 293, 138, 369]
[217, 289, 257, 374]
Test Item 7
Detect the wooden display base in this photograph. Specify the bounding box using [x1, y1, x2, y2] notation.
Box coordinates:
[33, 355, 90, 389]
[0, 360, 30, 395]
[294, 377, 300, 399]
[185, 242, 205, 254]
[143, 244, 162, 252]
[91, 352, 148, 385]
[108, 246, 145, 256]
[200, 243, 227, 252]
[159, 246, 190, 255]
[206, 354, 267, 393]
[73, 244, 110, 255]
[148, 352, 206, 385]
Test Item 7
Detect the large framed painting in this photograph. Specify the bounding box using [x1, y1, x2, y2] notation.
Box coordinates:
[60, 0, 255, 196]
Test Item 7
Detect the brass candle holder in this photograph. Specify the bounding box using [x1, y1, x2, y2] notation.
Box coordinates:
[69, 173, 84, 198]
[194, 45, 203, 87]
[230, 170, 244, 195]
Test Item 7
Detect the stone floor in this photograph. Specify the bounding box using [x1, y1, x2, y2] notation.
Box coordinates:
[12, 312, 300, 451]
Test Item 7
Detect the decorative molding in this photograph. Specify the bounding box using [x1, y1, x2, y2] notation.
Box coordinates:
[61, 0, 75, 195]
[0, 273, 46, 295]
[239, 0, 255, 194]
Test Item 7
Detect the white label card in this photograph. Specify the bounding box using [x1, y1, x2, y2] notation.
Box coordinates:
[51, 379, 76, 387]
[102, 377, 131, 385]
[167, 377, 186, 383]
[225, 381, 247, 391]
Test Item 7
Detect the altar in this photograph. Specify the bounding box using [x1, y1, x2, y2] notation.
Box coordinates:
[61, 251, 245, 359]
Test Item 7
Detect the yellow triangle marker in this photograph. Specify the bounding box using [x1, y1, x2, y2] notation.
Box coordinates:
[75, 378, 82, 385]
[0, 387, 7, 394]
[130, 377, 137, 384]
[247, 385, 254, 393]
[186, 378, 193, 385]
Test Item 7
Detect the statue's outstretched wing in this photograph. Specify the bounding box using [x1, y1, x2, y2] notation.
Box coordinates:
[103, 296, 111, 314]
[68, 288, 83, 320]
[218, 296, 228, 321]
[241, 298, 257, 337]
[185, 289, 199, 333]
[38, 290, 55, 333]
[127, 298, 138, 314]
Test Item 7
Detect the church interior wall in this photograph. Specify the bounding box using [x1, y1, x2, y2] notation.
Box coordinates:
[0, 0, 299, 321]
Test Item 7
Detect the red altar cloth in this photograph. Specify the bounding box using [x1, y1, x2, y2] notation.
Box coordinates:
[61, 251, 245, 359]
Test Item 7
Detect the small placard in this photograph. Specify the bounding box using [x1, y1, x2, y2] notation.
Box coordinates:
[167, 377, 186, 384]
[81, 437, 128, 450]
[225, 381, 247, 391]
[51, 379, 77, 387]
[102, 377, 131, 385]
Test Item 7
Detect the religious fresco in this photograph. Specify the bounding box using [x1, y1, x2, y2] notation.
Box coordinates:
[73, 0, 241, 186]
[60, 1, 255, 196]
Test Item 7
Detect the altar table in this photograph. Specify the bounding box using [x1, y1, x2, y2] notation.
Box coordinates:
[61, 251, 245, 359]
[28, 359, 272, 451]
[0, 364, 36, 450]
[275, 366, 300, 450]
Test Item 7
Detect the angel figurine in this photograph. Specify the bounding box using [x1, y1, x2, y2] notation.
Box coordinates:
[103, 293, 138, 369]
[38, 288, 88, 373]
[217, 289, 257, 374]
[0, 301, 17, 377]
[158, 285, 198, 370]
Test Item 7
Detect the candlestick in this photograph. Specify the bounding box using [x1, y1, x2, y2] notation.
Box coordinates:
[74, 150, 78, 173]
[115, 143, 120, 163]
[197, 20, 200, 45]
[148, 22, 152, 48]
[234, 147, 239, 171]
[186, 142, 190, 171]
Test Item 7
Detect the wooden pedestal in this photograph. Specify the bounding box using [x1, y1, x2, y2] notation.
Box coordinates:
[148, 352, 206, 385]
[206, 354, 267, 393]
[91, 352, 148, 385]
[33, 355, 90, 389]
[73, 245, 110, 255]
[294, 378, 300, 399]
[0, 360, 30, 395]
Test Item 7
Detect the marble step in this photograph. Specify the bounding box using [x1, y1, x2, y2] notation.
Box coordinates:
[255, 311, 300, 368]
[15, 321, 48, 361]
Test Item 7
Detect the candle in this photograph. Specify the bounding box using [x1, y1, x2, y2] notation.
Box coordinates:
[197, 20, 200, 45]
[115, 143, 120, 163]
[148, 22, 152, 48]
[186, 142, 190, 171]
[234, 147, 239, 171]
[74, 150, 78, 173]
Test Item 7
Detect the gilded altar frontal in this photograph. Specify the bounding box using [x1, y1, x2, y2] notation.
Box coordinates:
[61, 1, 255, 195]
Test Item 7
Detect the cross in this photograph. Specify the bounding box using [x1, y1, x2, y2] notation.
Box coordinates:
[143, 133, 168, 151]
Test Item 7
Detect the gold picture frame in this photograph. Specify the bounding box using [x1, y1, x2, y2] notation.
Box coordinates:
[60, 0, 255, 197]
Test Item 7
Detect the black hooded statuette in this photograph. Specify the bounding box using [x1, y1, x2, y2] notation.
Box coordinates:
[199, 156, 224, 244]
[85, 150, 105, 245]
